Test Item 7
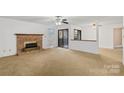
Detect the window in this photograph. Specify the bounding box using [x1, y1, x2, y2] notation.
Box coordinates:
[74, 29, 81, 40]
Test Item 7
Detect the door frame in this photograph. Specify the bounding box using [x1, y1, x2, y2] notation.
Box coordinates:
[58, 29, 69, 48]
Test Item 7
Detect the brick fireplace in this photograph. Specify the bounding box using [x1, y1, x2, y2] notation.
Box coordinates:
[15, 34, 43, 55]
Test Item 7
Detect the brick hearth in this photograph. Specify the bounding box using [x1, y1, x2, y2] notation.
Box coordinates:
[15, 34, 43, 55]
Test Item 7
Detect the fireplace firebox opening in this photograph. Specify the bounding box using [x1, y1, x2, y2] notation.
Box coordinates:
[24, 41, 38, 49]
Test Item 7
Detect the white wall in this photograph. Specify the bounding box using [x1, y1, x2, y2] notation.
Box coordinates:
[46, 26, 58, 48]
[99, 24, 122, 49]
[99, 25, 114, 49]
[70, 41, 98, 54]
[0, 18, 51, 57]
[82, 25, 97, 40]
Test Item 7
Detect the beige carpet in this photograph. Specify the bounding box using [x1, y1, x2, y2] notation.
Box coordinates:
[0, 48, 124, 76]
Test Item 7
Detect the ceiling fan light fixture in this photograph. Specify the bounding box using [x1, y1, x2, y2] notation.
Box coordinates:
[56, 22, 61, 25]
[55, 16, 69, 25]
[55, 16, 62, 25]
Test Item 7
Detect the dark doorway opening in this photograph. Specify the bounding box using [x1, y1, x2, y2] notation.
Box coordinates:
[58, 29, 69, 48]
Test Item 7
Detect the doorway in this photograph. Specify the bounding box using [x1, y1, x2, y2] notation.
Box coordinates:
[58, 29, 69, 48]
[113, 28, 122, 48]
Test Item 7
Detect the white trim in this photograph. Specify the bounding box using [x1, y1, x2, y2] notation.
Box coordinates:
[114, 45, 123, 48]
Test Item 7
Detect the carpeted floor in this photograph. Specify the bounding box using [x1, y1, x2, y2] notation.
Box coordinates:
[0, 48, 124, 76]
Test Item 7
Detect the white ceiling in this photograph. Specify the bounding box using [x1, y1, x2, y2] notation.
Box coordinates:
[0, 16, 123, 26]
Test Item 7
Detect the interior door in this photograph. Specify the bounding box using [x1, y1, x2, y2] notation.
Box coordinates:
[58, 29, 69, 48]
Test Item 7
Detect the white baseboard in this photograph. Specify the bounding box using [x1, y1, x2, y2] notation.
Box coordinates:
[114, 45, 123, 48]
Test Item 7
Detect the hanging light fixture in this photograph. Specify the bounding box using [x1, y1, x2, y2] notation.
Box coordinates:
[55, 16, 62, 25]
[55, 16, 69, 25]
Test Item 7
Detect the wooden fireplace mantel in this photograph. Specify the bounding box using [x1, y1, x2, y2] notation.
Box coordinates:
[15, 33, 43, 36]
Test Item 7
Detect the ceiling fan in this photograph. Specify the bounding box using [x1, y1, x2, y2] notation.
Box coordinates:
[55, 16, 69, 25]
